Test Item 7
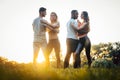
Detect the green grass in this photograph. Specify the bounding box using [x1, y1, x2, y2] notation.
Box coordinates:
[0, 60, 120, 80]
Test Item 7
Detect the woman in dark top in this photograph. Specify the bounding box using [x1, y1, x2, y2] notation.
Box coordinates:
[74, 11, 92, 68]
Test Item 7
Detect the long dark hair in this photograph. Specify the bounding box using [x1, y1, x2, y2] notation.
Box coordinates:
[82, 11, 89, 22]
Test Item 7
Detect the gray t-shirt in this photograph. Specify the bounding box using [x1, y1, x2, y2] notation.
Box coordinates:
[32, 17, 47, 42]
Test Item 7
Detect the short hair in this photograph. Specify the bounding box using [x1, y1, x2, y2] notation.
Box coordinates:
[71, 10, 78, 15]
[39, 7, 46, 13]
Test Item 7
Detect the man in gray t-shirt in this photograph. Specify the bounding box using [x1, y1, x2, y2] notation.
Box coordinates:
[32, 7, 53, 65]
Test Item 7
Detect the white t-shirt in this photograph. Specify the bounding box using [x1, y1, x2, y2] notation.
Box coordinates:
[32, 17, 47, 42]
[66, 18, 78, 40]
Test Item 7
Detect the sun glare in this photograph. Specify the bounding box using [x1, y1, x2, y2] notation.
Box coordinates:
[37, 50, 45, 63]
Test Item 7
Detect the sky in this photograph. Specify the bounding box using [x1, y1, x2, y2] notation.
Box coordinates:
[0, 0, 120, 63]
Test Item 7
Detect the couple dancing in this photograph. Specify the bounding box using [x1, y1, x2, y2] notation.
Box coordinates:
[32, 7, 61, 68]
[64, 10, 92, 68]
[32, 7, 92, 68]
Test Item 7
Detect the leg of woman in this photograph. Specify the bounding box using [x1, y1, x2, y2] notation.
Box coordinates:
[74, 43, 82, 68]
[54, 39, 61, 68]
[74, 37, 86, 68]
[85, 36, 92, 67]
[45, 40, 53, 66]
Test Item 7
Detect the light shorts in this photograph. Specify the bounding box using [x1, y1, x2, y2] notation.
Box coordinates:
[33, 40, 47, 55]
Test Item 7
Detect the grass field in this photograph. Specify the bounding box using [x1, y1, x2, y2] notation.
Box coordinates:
[1, 42, 120, 80]
[0, 59, 120, 80]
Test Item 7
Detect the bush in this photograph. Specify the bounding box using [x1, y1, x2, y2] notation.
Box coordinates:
[91, 59, 116, 68]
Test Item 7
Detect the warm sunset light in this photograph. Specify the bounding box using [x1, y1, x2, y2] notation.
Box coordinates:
[0, 0, 120, 63]
[37, 50, 45, 63]
[0, 1, 120, 80]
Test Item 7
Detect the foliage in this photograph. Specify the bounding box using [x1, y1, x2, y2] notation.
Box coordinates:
[91, 42, 120, 65]
[109, 42, 120, 65]
[91, 59, 116, 68]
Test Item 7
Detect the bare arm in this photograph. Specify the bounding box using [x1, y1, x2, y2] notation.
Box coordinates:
[78, 22, 88, 30]
[40, 19, 56, 28]
[70, 22, 79, 30]
[53, 22, 60, 28]
[43, 23, 54, 30]
[49, 22, 60, 33]
[77, 20, 82, 27]
[41, 20, 60, 33]
[40, 19, 55, 30]
[71, 21, 88, 31]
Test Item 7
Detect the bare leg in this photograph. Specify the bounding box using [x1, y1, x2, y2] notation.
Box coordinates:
[54, 42, 61, 68]
[33, 43, 40, 65]
[45, 41, 53, 67]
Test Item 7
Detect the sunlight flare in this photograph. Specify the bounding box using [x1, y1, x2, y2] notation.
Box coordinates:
[37, 50, 45, 63]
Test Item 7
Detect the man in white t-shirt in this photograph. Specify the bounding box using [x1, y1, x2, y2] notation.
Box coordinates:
[32, 7, 54, 65]
[64, 10, 79, 68]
